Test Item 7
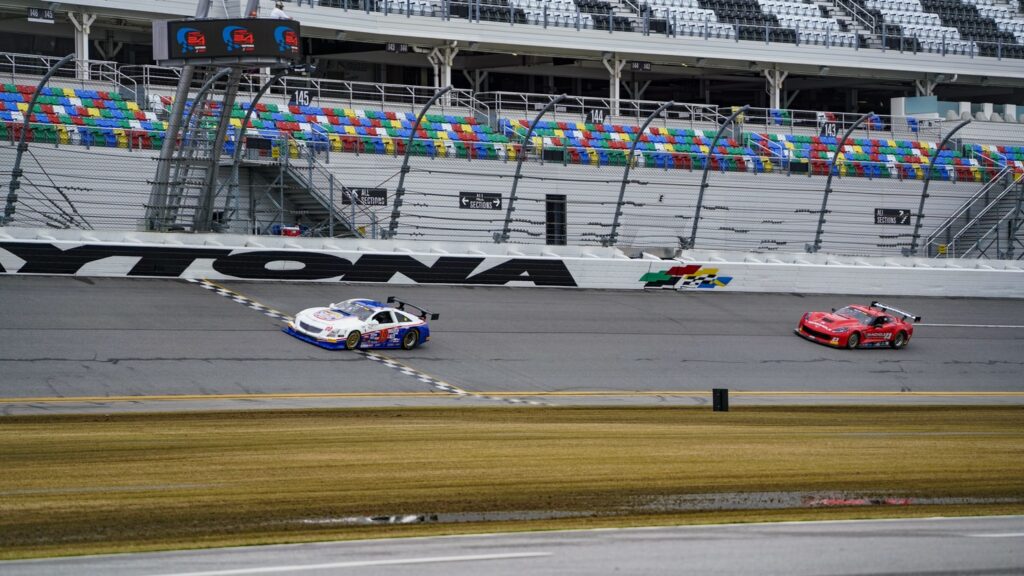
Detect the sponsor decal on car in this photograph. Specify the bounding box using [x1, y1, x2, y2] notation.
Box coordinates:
[313, 310, 343, 321]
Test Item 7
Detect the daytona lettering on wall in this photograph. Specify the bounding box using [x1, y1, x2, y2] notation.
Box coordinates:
[0, 243, 578, 286]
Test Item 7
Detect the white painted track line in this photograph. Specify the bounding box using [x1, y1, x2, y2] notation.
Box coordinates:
[142, 552, 552, 576]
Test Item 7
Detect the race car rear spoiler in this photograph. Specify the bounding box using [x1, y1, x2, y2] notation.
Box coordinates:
[870, 301, 921, 322]
[387, 296, 440, 320]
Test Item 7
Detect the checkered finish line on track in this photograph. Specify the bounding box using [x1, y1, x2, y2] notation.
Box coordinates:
[187, 279, 549, 406]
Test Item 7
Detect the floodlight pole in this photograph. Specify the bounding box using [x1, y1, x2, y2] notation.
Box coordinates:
[2, 52, 75, 226]
[606, 100, 674, 246]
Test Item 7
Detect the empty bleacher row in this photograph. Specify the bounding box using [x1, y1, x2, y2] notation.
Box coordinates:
[854, 0, 1024, 55]
[311, 0, 1024, 53]
[3, 83, 1024, 184]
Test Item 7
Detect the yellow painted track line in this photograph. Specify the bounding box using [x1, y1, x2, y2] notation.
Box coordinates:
[3, 391, 1024, 403]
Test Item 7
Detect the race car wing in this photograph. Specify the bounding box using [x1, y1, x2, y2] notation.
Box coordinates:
[387, 296, 440, 320]
[870, 301, 922, 322]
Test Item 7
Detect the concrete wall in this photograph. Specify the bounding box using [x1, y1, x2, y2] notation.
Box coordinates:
[2, 228, 1021, 298]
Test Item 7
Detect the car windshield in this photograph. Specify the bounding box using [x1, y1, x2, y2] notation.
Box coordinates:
[834, 306, 874, 325]
[331, 301, 374, 321]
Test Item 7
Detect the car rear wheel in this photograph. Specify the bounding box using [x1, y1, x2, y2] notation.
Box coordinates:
[401, 329, 419, 350]
[892, 331, 907, 349]
[345, 330, 362, 350]
[846, 332, 860, 349]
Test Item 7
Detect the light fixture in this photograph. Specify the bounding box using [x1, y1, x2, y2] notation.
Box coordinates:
[818, 65, 830, 75]
[695, 57, 706, 66]
[601, 51, 613, 60]
[335, 31, 347, 40]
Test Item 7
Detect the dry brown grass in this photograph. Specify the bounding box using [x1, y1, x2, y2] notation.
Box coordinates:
[1, 406, 1023, 559]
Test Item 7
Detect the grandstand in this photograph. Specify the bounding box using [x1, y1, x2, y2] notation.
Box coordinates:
[0, 0, 1022, 259]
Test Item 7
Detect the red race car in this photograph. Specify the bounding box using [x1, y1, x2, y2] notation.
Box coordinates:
[795, 301, 921, 349]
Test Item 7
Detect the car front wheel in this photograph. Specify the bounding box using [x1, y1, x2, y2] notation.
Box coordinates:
[346, 330, 362, 350]
[846, 332, 860, 349]
[401, 329, 419, 350]
[892, 331, 907, 349]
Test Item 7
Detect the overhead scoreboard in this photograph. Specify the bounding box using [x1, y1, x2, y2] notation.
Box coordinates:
[153, 18, 302, 67]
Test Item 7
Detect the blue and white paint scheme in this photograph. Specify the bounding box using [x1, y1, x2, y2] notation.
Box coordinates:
[284, 297, 436, 350]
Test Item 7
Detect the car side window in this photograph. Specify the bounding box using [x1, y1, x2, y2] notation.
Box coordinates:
[394, 311, 415, 323]
[372, 311, 393, 324]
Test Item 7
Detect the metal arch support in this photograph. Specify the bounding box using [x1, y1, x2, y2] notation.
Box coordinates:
[158, 67, 232, 231]
[689, 104, 749, 249]
[224, 66, 293, 231]
[2, 52, 76, 226]
[386, 85, 452, 239]
[500, 93, 567, 243]
[909, 118, 971, 256]
[809, 111, 873, 254]
[606, 100, 675, 247]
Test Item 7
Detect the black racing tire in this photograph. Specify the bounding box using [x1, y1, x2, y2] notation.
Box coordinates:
[892, 331, 908, 350]
[401, 329, 419, 350]
[345, 330, 362, 350]
[846, 332, 861, 349]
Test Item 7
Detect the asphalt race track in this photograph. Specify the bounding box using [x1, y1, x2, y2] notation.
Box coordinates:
[1, 275, 1023, 413]
[1, 516, 1022, 576]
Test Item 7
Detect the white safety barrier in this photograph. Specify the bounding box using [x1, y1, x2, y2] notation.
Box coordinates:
[1, 228, 1022, 297]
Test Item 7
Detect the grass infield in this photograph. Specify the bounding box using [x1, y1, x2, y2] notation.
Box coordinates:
[1, 406, 1023, 559]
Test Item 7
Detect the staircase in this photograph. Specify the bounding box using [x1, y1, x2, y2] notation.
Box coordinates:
[925, 167, 1024, 258]
[252, 138, 371, 238]
[829, 0, 880, 47]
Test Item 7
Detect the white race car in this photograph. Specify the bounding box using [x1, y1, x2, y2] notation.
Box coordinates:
[284, 297, 437, 350]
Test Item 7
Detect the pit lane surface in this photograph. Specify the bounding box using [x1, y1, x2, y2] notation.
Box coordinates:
[1, 516, 1021, 576]
[2, 276, 1023, 412]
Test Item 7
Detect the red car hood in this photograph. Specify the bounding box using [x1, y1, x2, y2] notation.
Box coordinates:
[805, 311, 862, 330]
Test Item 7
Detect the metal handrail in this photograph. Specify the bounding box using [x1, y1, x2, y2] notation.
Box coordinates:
[924, 165, 1012, 249]
[940, 170, 1022, 257]
[960, 198, 1024, 259]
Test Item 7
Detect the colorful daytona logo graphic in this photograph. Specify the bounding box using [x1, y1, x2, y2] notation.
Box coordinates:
[640, 264, 733, 289]
[176, 28, 207, 54]
[274, 25, 300, 54]
[223, 25, 255, 53]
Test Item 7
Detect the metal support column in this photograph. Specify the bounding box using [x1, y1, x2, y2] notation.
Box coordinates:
[146, 0, 214, 231]
[764, 68, 788, 110]
[602, 55, 624, 117]
[68, 12, 96, 81]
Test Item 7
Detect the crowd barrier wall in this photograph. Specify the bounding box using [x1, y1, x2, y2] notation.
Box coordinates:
[1, 228, 1022, 298]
